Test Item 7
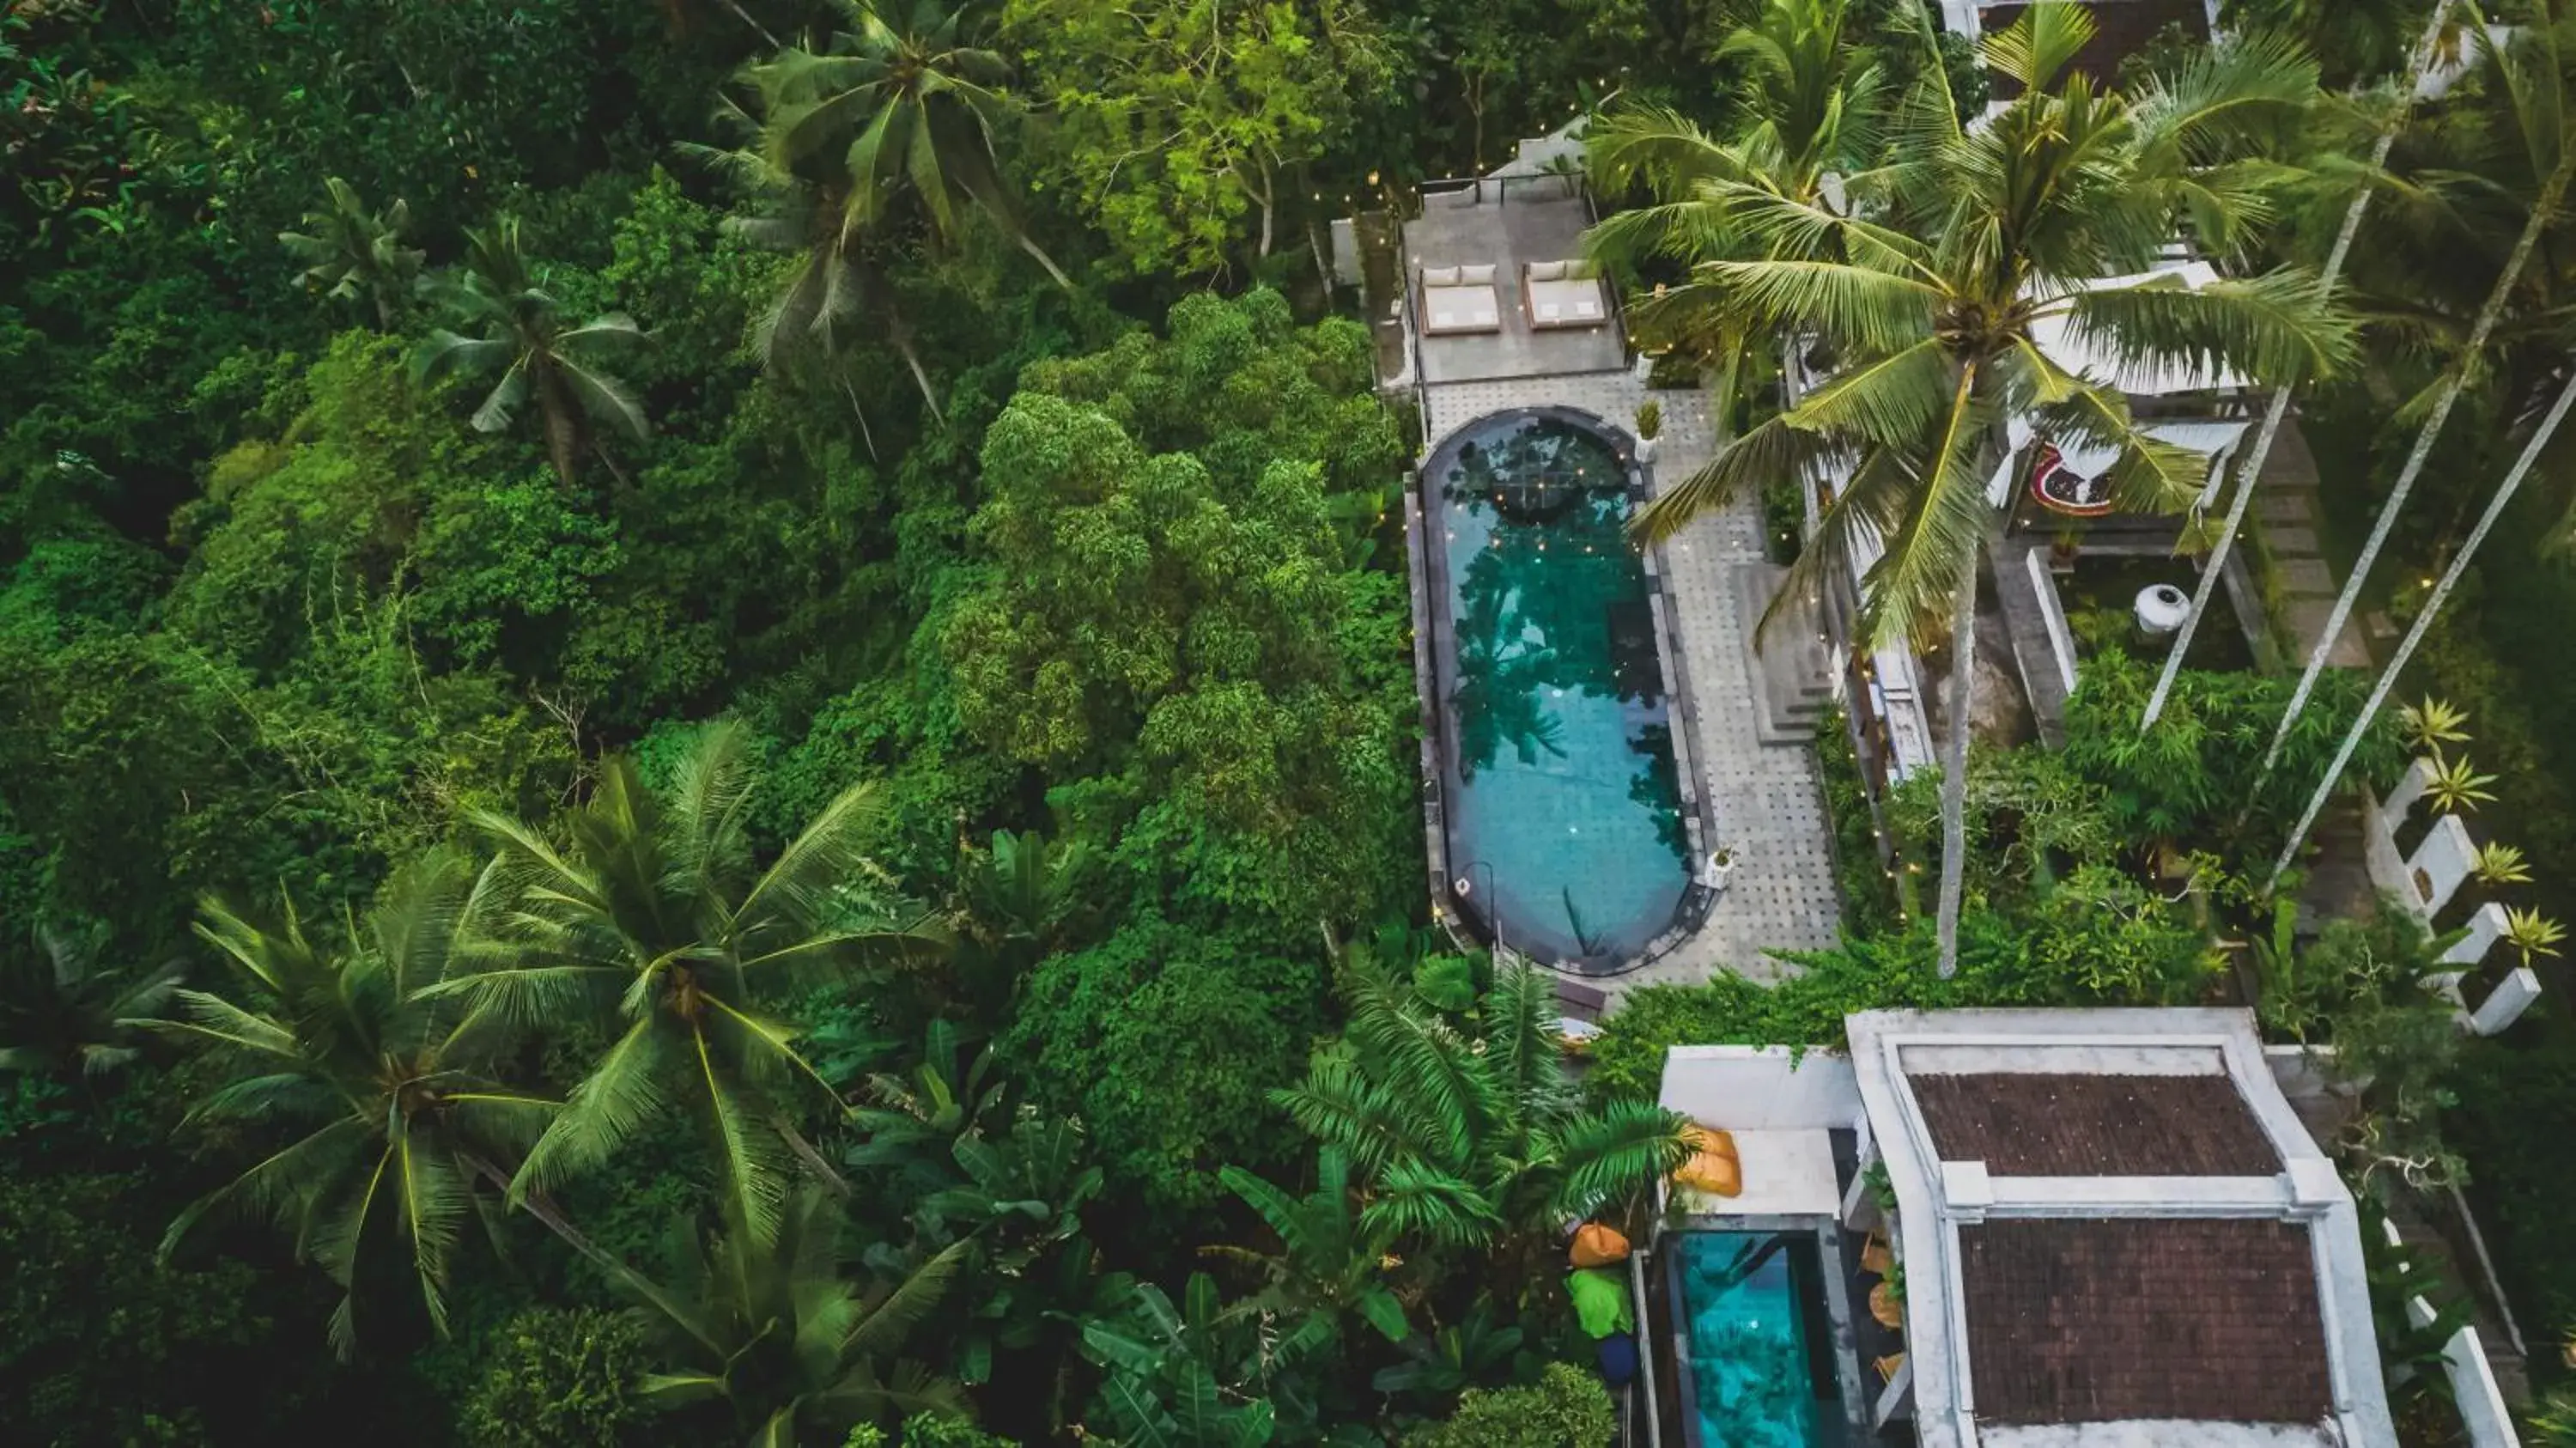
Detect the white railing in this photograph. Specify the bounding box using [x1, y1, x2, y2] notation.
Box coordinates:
[2363, 765, 2543, 1036]
[2025, 546, 2080, 697]
[2383, 1217, 2524, 1447]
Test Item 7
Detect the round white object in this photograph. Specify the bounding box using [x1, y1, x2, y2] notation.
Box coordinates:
[2135, 583, 2190, 636]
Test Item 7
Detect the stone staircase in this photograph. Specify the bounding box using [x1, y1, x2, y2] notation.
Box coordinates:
[1734, 563, 1833, 744]
[2250, 423, 2372, 669]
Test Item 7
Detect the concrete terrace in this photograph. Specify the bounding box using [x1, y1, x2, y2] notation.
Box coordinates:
[1400, 183, 1625, 384]
[1418, 354, 1844, 992]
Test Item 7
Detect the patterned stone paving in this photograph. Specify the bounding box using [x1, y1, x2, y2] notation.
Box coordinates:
[1424, 374, 1844, 990]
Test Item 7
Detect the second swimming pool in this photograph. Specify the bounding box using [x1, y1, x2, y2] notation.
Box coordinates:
[1670, 1230, 1849, 1448]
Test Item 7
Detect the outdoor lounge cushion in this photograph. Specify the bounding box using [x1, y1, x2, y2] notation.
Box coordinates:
[1569, 1222, 1631, 1268]
[1421, 281, 1502, 335]
[1421, 264, 1462, 286]
[1526, 259, 1608, 328]
[1674, 1126, 1742, 1196]
[1568, 1267, 1635, 1338]
[1458, 262, 1497, 284]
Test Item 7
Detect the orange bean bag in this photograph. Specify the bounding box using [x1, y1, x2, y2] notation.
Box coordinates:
[1674, 1126, 1742, 1197]
[1569, 1222, 1631, 1269]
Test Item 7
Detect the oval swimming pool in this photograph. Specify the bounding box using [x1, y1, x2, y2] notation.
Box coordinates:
[1423, 409, 1689, 966]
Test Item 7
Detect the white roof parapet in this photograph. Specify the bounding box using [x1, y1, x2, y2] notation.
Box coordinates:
[1842, 1008, 2398, 1448]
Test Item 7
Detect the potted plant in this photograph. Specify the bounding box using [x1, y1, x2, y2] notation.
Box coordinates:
[1635, 399, 1662, 465]
[1700, 843, 1738, 897]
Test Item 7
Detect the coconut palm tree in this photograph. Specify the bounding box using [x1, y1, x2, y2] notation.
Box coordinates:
[752, 0, 1065, 275]
[620, 1182, 970, 1443]
[1270, 960, 1692, 1256]
[425, 721, 950, 1244]
[0, 927, 182, 1084]
[1583, 0, 1893, 441]
[149, 854, 561, 1357]
[279, 177, 426, 330]
[1618, 4, 2351, 972]
[2255, 9, 2576, 782]
[2141, 0, 2465, 730]
[416, 217, 650, 487]
[691, 0, 1067, 429]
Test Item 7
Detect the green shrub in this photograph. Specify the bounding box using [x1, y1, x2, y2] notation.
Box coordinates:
[1400, 1362, 1616, 1448]
[2060, 647, 2400, 853]
[1589, 911, 2041, 1097]
[1589, 887, 2215, 1099]
[836, 1413, 1014, 1448]
[1814, 709, 1899, 934]
[459, 1307, 659, 1448]
[2450, 1025, 2576, 1348]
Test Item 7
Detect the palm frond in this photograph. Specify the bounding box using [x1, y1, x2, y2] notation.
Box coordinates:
[844, 1238, 968, 1360]
[1358, 1159, 1504, 1249]
[512, 1016, 673, 1202]
[2057, 266, 2357, 387]
[1544, 1100, 1695, 1219]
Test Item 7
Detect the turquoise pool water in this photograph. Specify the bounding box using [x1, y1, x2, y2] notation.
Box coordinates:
[1674, 1232, 1846, 1448]
[1425, 411, 1688, 965]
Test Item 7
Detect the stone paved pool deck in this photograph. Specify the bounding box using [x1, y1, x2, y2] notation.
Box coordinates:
[1422, 374, 1844, 990]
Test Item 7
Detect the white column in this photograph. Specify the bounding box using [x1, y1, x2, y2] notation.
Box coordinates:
[2470, 970, 2543, 1037]
[2407, 816, 2476, 917]
[2443, 902, 2512, 967]
[2379, 757, 2436, 837]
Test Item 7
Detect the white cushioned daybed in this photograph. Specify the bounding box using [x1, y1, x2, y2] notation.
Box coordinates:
[1523, 259, 1608, 328]
[1419, 263, 1502, 335]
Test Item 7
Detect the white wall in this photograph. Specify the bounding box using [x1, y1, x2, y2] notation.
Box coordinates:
[1659, 1046, 1865, 1130]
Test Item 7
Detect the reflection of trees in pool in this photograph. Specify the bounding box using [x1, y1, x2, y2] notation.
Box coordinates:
[1442, 423, 1650, 778]
[1627, 724, 1688, 863]
[1453, 627, 1568, 774]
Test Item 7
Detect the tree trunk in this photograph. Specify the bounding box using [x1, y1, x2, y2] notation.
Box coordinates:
[1710, 329, 1747, 447]
[1254, 161, 1277, 259]
[2256, 138, 2576, 785]
[2272, 362, 2576, 884]
[536, 363, 585, 488]
[462, 1152, 618, 1275]
[2143, 0, 2461, 733]
[1937, 561, 1978, 978]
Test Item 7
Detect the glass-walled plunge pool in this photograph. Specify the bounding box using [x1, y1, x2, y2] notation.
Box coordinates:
[1670, 1231, 1850, 1448]
[1422, 409, 1689, 966]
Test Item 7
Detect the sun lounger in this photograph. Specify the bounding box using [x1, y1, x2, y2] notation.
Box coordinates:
[1419, 263, 1502, 334]
[1523, 259, 1608, 329]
